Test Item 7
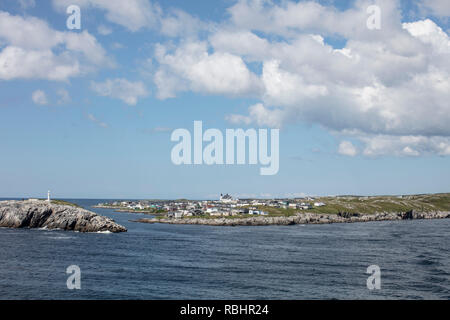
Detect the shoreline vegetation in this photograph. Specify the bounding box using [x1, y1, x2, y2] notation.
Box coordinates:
[93, 193, 450, 226]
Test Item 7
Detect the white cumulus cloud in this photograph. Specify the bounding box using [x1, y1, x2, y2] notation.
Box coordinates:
[173, 0, 450, 157]
[90, 78, 149, 105]
[52, 0, 160, 32]
[32, 90, 48, 105]
[153, 41, 262, 99]
[0, 11, 111, 81]
[338, 141, 358, 157]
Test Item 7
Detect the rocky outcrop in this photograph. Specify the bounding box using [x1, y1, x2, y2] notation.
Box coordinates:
[337, 212, 360, 218]
[401, 210, 414, 220]
[0, 200, 127, 233]
[136, 210, 450, 227]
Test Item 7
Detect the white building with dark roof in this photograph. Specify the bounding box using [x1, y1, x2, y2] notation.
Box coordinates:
[219, 193, 234, 203]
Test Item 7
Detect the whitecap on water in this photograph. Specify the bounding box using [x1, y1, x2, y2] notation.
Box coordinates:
[48, 236, 74, 240]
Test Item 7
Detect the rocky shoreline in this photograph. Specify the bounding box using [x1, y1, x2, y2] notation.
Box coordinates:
[0, 200, 127, 233]
[135, 210, 450, 226]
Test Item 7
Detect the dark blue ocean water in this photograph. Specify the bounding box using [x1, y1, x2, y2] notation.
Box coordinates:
[0, 199, 449, 300]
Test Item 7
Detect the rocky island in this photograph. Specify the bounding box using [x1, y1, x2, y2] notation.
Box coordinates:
[0, 200, 127, 233]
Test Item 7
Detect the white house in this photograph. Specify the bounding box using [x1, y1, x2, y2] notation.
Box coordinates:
[314, 202, 326, 207]
[249, 210, 268, 215]
[206, 207, 218, 213]
[174, 211, 183, 219]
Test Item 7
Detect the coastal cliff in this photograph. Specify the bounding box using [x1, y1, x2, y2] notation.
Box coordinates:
[0, 200, 127, 233]
[136, 210, 450, 226]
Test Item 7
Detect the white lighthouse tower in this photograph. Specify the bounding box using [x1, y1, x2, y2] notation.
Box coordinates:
[47, 190, 51, 202]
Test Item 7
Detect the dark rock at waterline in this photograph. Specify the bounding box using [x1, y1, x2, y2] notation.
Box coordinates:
[0, 200, 127, 233]
[401, 210, 414, 220]
[338, 212, 360, 218]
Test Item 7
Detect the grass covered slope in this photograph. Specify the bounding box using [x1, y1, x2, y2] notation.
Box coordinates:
[50, 200, 82, 208]
[307, 193, 450, 214]
[249, 193, 450, 218]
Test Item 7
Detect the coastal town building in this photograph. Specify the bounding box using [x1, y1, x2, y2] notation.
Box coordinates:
[220, 193, 236, 203]
[314, 202, 326, 207]
[95, 194, 325, 219]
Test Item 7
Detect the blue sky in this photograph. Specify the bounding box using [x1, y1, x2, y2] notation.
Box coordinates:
[0, 0, 449, 199]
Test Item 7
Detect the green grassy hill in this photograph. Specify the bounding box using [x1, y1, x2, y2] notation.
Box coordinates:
[308, 193, 450, 214]
[252, 193, 450, 217]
